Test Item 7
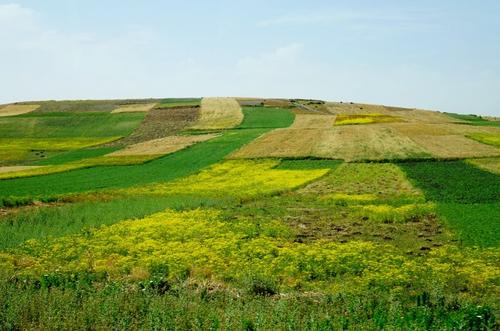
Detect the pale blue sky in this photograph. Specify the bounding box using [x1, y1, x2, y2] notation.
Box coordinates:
[1, 0, 499, 115]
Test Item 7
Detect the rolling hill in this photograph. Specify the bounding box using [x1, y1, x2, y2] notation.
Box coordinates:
[0, 97, 498, 330]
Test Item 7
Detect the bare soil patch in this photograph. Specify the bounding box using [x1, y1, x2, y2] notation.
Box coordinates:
[110, 107, 199, 146]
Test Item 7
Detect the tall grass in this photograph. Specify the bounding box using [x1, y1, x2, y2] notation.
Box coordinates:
[0, 278, 495, 330]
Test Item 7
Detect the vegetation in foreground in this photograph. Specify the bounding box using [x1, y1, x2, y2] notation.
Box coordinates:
[0, 98, 498, 330]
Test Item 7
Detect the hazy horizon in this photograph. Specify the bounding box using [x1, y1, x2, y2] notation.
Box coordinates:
[1, 0, 499, 116]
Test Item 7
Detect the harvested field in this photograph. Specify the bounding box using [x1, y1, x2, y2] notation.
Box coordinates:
[262, 99, 292, 108]
[0, 166, 43, 174]
[236, 98, 264, 107]
[230, 128, 324, 158]
[327, 102, 389, 115]
[111, 107, 199, 146]
[409, 135, 500, 158]
[190, 97, 243, 130]
[0, 104, 39, 117]
[313, 125, 429, 161]
[290, 114, 336, 129]
[335, 113, 402, 125]
[111, 103, 156, 113]
[467, 157, 500, 174]
[107, 134, 217, 156]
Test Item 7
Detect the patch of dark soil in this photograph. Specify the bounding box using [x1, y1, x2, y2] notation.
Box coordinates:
[108, 106, 200, 146]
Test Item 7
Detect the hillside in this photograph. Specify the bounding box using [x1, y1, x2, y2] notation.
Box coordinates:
[0, 97, 499, 330]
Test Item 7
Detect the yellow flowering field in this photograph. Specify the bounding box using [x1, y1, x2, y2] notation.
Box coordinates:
[122, 159, 329, 199]
[0, 208, 497, 295]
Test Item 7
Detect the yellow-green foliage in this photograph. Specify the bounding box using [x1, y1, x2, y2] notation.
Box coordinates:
[123, 160, 329, 199]
[335, 113, 402, 125]
[351, 203, 436, 223]
[0, 155, 155, 180]
[0, 137, 121, 162]
[303, 163, 423, 201]
[0, 209, 497, 295]
[467, 133, 500, 148]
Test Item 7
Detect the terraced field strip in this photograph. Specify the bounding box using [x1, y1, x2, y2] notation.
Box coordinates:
[409, 135, 500, 158]
[107, 134, 218, 156]
[0, 104, 40, 117]
[0, 166, 43, 174]
[191, 97, 243, 129]
[312, 125, 429, 161]
[467, 157, 500, 174]
[111, 103, 157, 113]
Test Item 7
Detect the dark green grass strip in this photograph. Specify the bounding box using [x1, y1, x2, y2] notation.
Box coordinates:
[238, 106, 295, 129]
[275, 159, 342, 170]
[0, 196, 229, 250]
[33, 147, 120, 165]
[437, 203, 500, 248]
[0, 129, 267, 199]
[399, 161, 500, 203]
[446, 113, 500, 127]
[0, 112, 146, 138]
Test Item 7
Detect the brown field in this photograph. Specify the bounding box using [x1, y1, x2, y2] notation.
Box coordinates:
[312, 125, 429, 161]
[111, 103, 156, 113]
[109, 107, 199, 146]
[107, 134, 217, 156]
[467, 157, 500, 174]
[190, 97, 243, 129]
[290, 114, 336, 129]
[388, 122, 500, 136]
[409, 135, 500, 158]
[230, 128, 325, 158]
[0, 165, 43, 174]
[0, 104, 40, 117]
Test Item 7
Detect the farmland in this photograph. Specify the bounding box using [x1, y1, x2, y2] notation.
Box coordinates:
[0, 97, 499, 330]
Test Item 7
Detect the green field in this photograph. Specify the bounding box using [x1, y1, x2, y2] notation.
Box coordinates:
[0, 98, 499, 330]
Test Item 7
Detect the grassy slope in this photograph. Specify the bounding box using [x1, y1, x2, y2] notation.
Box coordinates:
[0, 129, 266, 199]
[0, 105, 295, 200]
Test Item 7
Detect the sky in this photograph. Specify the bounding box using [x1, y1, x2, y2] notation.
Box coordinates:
[0, 0, 499, 116]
